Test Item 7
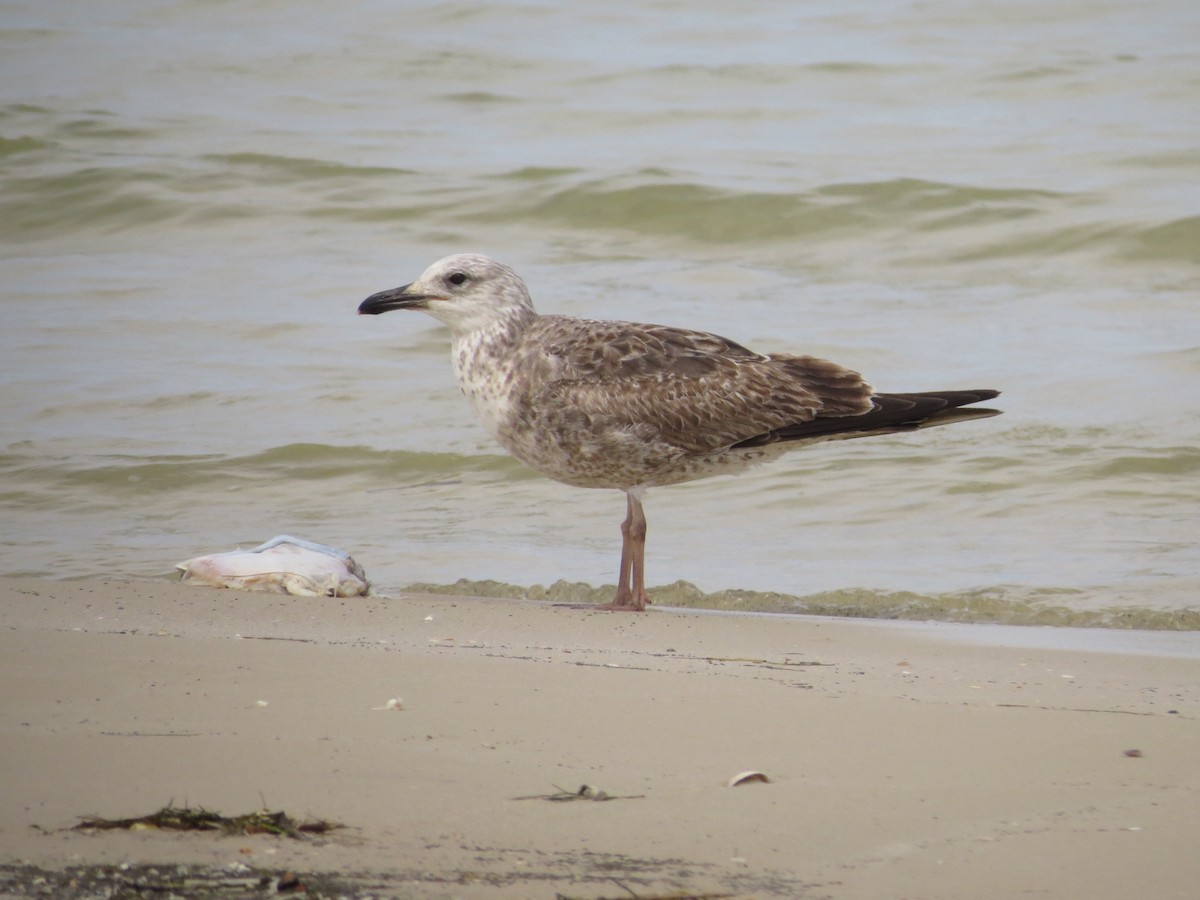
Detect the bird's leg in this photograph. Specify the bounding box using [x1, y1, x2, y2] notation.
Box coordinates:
[614, 494, 636, 602]
[627, 493, 649, 608]
[602, 494, 637, 609]
[600, 492, 649, 611]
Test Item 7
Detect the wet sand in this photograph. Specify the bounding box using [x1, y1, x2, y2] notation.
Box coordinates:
[2, 576, 1198, 898]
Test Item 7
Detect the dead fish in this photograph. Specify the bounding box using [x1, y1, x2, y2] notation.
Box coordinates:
[176, 535, 369, 597]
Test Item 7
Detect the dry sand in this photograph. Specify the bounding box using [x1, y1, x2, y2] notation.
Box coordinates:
[1, 576, 1198, 899]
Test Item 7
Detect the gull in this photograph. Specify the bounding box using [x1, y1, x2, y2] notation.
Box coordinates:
[359, 254, 1000, 611]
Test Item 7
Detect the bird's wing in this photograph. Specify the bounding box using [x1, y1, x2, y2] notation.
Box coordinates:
[519, 317, 874, 455]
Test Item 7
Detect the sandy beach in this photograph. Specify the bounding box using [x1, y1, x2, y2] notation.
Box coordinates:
[1, 576, 1198, 899]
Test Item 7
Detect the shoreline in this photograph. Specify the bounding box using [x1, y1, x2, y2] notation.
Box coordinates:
[399, 577, 1200, 632]
[2, 576, 1198, 898]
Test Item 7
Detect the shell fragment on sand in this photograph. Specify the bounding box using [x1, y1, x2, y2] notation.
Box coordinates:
[727, 770, 771, 787]
[176, 535, 369, 597]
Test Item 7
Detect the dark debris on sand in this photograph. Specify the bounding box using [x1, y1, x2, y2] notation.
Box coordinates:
[0, 862, 381, 899]
[71, 805, 340, 840]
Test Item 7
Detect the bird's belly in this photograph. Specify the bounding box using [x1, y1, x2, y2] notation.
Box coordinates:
[495, 416, 791, 491]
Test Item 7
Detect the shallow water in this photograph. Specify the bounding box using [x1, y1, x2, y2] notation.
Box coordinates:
[2, 1, 1198, 627]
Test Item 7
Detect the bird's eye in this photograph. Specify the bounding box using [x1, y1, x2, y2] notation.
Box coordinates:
[448, 272, 468, 286]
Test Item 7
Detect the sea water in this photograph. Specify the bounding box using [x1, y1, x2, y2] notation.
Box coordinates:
[2, 1, 1198, 627]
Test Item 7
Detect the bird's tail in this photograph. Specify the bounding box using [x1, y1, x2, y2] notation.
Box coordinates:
[733, 389, 1001, 448]
[887, 390, 1002, 430]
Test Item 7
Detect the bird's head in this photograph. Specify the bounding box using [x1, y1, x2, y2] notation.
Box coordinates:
[358, 254, 536, 336]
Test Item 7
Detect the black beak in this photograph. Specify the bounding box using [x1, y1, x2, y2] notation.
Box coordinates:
[358, 284, 430, 315]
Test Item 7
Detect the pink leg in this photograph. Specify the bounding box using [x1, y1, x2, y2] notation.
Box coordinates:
[599, 492, 649, 612]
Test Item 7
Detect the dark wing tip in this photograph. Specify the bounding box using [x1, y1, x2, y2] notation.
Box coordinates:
[733, 387, 1002, 448]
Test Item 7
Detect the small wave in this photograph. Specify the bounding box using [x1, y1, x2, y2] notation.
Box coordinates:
[1121, 215, 1200, 266]
[56, 117, 152, 142]
[403, 578, 1200, 630]
[0, 166, 183, 240]
[231, 443, 525, 481]
[1, 444, 525, 498]
[1079, 446, 1200, 479]
[463, 172, 1200, 271]
[489, 165, 584, 182]
[441, 91, 518, 104]
[0, 124, 419, 240]
[0, 135, 45, 157]
[580, 61, 915, 87]
[205, 153, 415, 184]
[511, 180, 861, 243]
[494, 175, 1068, 246]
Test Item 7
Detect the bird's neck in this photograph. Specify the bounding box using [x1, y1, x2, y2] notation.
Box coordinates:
[451, 308, 532, 364]
[450, 311, 534, 436]
[446, 322, 525, 449]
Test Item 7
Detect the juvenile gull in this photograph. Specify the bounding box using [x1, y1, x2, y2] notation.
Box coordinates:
[359, 254, 1001, 611]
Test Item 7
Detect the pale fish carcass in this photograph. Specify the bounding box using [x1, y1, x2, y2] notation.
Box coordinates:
[176, 535, 370, 597]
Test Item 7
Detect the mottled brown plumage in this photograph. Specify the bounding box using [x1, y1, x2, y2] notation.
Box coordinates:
[359, 254, 1001, 611]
